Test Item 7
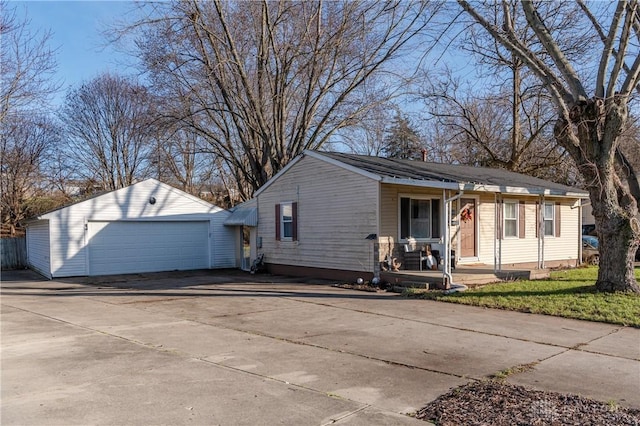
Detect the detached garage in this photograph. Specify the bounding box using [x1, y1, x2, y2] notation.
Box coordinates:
[26, 179, 236, 279]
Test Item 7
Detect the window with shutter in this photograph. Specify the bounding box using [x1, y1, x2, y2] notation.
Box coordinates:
[503, 201, 518, 238]
[276, 202, 297, 241]
[543, 202, 555, 237]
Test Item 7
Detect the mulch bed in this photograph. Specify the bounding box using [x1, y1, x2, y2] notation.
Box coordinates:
[333, 283, 385, 292]
[415, 381, 640, 425]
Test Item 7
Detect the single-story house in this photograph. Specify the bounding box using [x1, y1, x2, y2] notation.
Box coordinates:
[26, 179, 236, 278]
[249, 150, 589, 281]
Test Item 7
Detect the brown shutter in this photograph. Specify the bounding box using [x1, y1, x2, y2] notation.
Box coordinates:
[519, 201, 526, 239]
[555, 202, 561, 237]
[275, 204, 281, 241]
[292, 202, 298, 241]
[535, 202, 539, 238]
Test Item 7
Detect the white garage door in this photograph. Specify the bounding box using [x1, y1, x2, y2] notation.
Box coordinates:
[88, 221, 209, 276]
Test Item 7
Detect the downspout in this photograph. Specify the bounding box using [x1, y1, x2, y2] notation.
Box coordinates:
[497, 193, 502, 272]
[444, 190, 467, 293]
[578, 200, 583, 266]
[575, 199, 590, 266]
[374, 182, 381, 280]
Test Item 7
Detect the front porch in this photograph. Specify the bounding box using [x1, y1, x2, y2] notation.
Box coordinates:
[380, 264, 550, 289]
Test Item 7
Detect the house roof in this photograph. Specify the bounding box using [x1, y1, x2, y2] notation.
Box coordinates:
[304, 151, 588, 198]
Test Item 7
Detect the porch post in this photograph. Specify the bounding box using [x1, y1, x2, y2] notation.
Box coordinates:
[538, 195, 545, 269]
[493, 192, 499, 273]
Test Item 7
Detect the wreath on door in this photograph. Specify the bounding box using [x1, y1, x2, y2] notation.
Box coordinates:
[461, 207, 473, 223]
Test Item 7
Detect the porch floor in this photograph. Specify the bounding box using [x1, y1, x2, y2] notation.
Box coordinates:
[381, 264, 550, 289]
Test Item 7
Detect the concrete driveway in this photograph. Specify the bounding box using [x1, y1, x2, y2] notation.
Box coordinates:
[2, 270, 639, 425]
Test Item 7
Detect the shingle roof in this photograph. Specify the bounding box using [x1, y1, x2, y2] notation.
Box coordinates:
[314, 151, 588, 197]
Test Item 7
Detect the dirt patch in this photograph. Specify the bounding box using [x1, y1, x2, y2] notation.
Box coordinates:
[333, 283, 386, 292]
[415, 381, 640, 425]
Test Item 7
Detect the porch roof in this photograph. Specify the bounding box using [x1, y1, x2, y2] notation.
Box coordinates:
[310, 151, 588, 198]
[224, 199, 258, 226]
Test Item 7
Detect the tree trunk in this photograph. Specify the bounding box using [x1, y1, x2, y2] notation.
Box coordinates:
[555, 98, 639, 293]
[591, 194, 640, 293]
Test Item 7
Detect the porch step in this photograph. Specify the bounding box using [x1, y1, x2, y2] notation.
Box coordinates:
[381, 267, 550, 289]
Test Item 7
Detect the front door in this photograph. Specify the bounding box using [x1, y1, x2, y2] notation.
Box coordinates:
[459, 198, 477, 258]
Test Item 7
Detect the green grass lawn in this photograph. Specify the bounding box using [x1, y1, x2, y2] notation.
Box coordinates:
[405, 266, 640, 327]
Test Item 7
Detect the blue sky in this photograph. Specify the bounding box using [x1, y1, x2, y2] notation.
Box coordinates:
[16, 1, 139, 106]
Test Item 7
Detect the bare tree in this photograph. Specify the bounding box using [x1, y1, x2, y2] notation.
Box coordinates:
[125, 0, 440, 199]
[457, 0, 640, 292]
[420, 1, 594, 183]
[424, 76, 575, 183]
[60, 73, 154, 191]
[151, 126, 213, 196]
[0, 114, 59, 236]
[0, 1, 59, 122]
[331, 101, 393, 157]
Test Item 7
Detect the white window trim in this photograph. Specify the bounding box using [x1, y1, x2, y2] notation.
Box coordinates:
[398, 194, 441, 242]
[280, 201, 294, 241]
[503, 200, 519, 239]
[543, 202, 555, 237]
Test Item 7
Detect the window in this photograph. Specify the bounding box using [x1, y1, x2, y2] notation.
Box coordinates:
[282, 203, 293, 239]
[400, 197, 440, 240]
[543, 202, 554, 236]
[275, 202, 297, 241]
[504, 201, 518, 238]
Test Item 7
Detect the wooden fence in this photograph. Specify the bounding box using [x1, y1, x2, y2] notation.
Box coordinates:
[1, 237, 27, 270]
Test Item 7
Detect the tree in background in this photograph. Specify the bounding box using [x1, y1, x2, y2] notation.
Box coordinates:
[330, 100, 393, 157]
[420, 2, 595, 184]
[150, 126, 207, 196]
[60, 73, 154, 191]
[0, 1, 61, 236]
[457, 0, 640, 293]
[382, 111, 425, 160]
[0, 1, 59, 123]
[423, 76, 577, 184]
[0, 115, 59, 236]
[125, 0, 440, 199]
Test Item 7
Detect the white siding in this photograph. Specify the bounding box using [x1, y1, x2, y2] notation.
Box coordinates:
[477, 196, 580, 266]
[210, 210, 237, 268]
[257, 156, 378, 272]
[26, 220, 51, 278]
[39, 179, 232, 278]
[477, 194, 498, 263]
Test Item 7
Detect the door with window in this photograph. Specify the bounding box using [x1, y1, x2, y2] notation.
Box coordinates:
[459, 198, 477, 258]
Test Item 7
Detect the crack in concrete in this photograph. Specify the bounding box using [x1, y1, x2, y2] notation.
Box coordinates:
[280, 296, 638, 360]
[1, 302, 411, 420]
[319, 404, 371, 426]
